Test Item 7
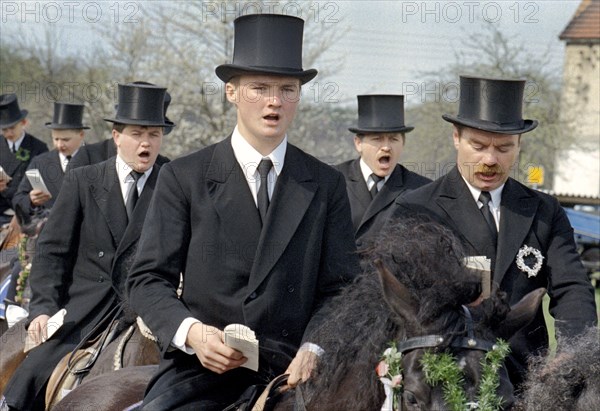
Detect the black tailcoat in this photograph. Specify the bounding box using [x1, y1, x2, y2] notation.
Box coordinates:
[0, 134, 48, 222]
[336, 159, 431, 248]
[3, 158, 163, 410]
[391, 166, 597, 383]
[127, 137, 360, 403]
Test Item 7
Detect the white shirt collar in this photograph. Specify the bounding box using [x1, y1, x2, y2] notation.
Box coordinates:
[231, 126, 287, 178]
[115, 155, 152, 202]
[462, 175, 504, 208]
[359, 158, 390, 188]
[10, 132, 26, 151]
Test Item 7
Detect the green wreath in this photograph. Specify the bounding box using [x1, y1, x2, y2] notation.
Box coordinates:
[15, 147, 31, 162]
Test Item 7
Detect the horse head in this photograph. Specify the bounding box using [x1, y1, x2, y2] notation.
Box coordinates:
[376, 259, 546, 411]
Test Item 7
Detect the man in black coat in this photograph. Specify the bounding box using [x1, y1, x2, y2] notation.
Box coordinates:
[1, 83, 172, 410]
[126, 14, 360, 410]
[391, 76, 597, 388]
[0, 94, 48, 226]
[12, 102, 88, 224]
[336, 95, 431, 249]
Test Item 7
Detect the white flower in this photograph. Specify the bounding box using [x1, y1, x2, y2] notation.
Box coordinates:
[516, 245, 544, 278]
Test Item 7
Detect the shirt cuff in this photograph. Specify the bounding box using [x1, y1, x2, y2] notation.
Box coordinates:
[172, 317, 201, 354]
[298, 342, 325, 356]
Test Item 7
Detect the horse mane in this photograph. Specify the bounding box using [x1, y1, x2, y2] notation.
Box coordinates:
[301, 218, 499, 406]
[515, 327, 600, 411]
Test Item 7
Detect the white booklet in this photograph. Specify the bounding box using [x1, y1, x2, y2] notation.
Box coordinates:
[0, 165, 12, 181]
[223, 323, 259, 371]
[24, 308, 67, 352]
[26, 169, 51, 196]
[464, 256, 491, 299]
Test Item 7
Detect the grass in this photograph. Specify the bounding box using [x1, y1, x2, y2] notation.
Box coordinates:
[542, 274, 600, 355]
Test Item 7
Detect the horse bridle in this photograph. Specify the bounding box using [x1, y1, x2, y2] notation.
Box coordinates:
[396, 306, 497, 354]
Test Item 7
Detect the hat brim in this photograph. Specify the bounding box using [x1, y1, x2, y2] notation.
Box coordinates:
[348, 126, 414, 134]
[442, 114, 538, 134]
[215, 64, 318, 85]
[103, 117, 174, 128]
[0, 110, 28, 128]
[45, 122, 90, 130]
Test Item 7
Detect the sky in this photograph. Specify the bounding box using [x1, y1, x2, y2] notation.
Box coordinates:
[0, 0, 583, 105]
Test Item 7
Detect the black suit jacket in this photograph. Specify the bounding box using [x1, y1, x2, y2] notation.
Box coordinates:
[12, 150, 65, 220]
[127, 137, 360, 379]
[68, 138, 170, 170]
[0, 134, 48, 220]
[336, 159, 431, 247]
[391, 166, 597, 381]
[4, 158, 163, 409]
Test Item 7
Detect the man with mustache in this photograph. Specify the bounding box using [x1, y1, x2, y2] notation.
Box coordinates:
[390, 76, 597, 388]
[336, 95, 431, 250]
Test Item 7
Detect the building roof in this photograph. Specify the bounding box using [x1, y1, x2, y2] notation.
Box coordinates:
[559, 0, 600, 40]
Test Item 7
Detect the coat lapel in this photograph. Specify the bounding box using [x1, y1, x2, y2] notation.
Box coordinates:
[91, 160, 127, 246]
[0, 136, 22, 175]
[46, 151, 64, 197]
[115, 165, 160, 258]
[359, 164, 404, 230]
[206, 137, 263, 253]
[247, 145, 317, 292]
[493, 179, 539, 285]
[346, 159, 371, 227]
[435, 167, 497, 259]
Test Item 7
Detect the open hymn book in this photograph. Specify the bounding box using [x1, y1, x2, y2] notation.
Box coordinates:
[224, 324, 259, 371]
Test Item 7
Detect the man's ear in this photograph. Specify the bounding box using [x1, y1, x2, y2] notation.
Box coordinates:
[452, 126, 460, 149]
[225, 82, 237, 104]
[112, 129, 120, 147]
[353, 136, 362, 154]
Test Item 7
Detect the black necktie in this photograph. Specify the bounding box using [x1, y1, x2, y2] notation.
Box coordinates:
[479, 191, 497, 245]
[125, 171, 143, 220]
[66, 155, 72, 162]
[11, 144, 17, 154]
[257, 159, 273, 225]
[369, 174, 384, 199]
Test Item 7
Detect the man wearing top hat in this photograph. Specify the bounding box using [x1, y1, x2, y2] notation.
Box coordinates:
[1, 83, 172, 411]
[390, 75, 597, 387]
[336, 94, 431, 249]
[67, 81, 172, 171]
[12, 102, 88, 224]
[126, 14, 359, 409]
[0, 94, 48, 226]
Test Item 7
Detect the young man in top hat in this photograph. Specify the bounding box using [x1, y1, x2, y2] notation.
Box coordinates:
[1, 83, 172, 411]
[126, 14, 360, 409]
[0, 94, 48, 226]
[12, 102, 88, 224]
[336, 94, 431, 249]
[67, 81, 172, 170]
[390, 75, 597, 388]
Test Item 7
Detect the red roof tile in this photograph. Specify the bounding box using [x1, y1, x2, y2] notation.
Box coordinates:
[560, 0, 600, 40]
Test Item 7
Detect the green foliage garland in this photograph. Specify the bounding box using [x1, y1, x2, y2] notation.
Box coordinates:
[420, 339, 511, 411]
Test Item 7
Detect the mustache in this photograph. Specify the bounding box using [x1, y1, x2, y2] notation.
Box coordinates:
[474, 164, 504, 174]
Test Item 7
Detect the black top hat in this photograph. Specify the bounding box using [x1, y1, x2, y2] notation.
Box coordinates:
[0, 94, 28, 128]
[442, 76, 537, 134]
[45, 102, 90, 130]
[104, 83, 174, 127]
[348, 95, 414, 134]
[215, 14, 318, 84]
[126, 81, 174, 134]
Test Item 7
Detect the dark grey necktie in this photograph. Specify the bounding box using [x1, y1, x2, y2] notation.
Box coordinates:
[370, 174, 384, 199]
[125, 171, 143, 220]
[11, 144, 17, 154]
[479, 191, 497, 245]
[257, 159, 273, 225]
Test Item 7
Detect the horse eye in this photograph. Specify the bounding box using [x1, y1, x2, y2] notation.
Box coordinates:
[404, 391, 418, 405]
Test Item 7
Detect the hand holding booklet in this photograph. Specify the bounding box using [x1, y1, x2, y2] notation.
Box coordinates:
[24, 308, 67, 353]
[223, 323, 259, 371]
[26, 169, 51, 196]
[0, 165, 11, 181]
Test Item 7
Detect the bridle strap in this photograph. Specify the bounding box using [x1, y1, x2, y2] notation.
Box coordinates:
[396, 306, 497, 354]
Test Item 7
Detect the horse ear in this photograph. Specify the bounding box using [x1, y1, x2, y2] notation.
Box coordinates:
[374, 259, 418, 323]
[497, 287, 546, 340]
